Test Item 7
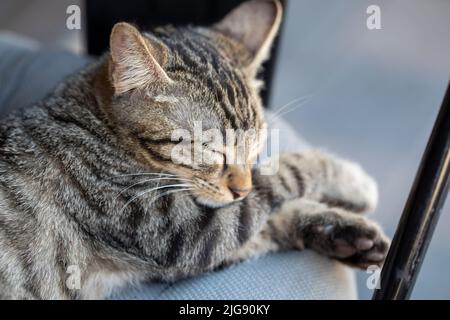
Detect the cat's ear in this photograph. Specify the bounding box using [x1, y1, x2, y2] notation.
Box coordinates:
[214, 0, 282, 74]
[109, 22, 172, 95]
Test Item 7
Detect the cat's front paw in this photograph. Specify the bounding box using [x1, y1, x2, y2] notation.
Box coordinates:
[306, 213, 390, 269]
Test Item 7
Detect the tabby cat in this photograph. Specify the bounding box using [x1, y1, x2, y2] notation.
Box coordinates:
[0, 0, 389, 299]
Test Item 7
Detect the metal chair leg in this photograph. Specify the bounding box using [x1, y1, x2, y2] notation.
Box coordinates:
[373, 82, 450, 300]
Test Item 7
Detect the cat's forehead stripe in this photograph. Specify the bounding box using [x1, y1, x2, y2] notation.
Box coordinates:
[154, 27, 259, 131]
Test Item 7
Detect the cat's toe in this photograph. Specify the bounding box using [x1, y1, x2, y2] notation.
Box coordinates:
[355, 238, 374, 250]
[333, 238, 357, 258]
[339, 231, 390, 269]
[309, 214, 390, 269]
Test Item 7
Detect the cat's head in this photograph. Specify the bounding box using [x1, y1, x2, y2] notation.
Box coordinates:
[100, 0, 282, 208]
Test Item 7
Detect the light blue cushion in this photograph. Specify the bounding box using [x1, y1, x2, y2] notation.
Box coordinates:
[0, 32, 357, 300]
[0, 32, 90, 116]
[114, 251, 356, 300]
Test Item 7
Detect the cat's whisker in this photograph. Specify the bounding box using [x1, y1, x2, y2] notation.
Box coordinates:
[267, 99, 312, 126]
[267, 95, 312, 119]
[146, 188, 194, 207]
[271, 100, 312, 122]
[110, 172, 177, 179]
[266, 92, 318, 126]
[114, 177, 193, 201]
[267, 96, 309, 120]
[119, 184, 192, 214]
[153, 172, 165, 204]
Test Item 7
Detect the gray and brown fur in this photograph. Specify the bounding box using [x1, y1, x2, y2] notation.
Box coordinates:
[0, 0, 389, 299]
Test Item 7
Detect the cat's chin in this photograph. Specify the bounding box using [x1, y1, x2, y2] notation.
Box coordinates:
[194, 196, 235, 209]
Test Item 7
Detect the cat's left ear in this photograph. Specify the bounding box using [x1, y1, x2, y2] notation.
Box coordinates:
[214, 0, 282, 75]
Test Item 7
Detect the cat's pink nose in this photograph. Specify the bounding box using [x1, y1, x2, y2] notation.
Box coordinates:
[229, 187, 251, 199]
[225, 164, 252, 200]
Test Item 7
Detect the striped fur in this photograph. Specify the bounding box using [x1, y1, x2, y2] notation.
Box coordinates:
[0, 0, 388, 299]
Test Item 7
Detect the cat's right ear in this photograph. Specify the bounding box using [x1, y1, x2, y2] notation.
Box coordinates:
[109, 22, 172, 95]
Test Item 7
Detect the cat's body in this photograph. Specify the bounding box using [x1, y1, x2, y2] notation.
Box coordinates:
[0, 1, 389, 299]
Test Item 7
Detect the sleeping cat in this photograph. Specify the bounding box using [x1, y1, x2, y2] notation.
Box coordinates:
[0, 0, 389, 299]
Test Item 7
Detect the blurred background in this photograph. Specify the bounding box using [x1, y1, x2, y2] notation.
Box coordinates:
[0, 0, 449, 299]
